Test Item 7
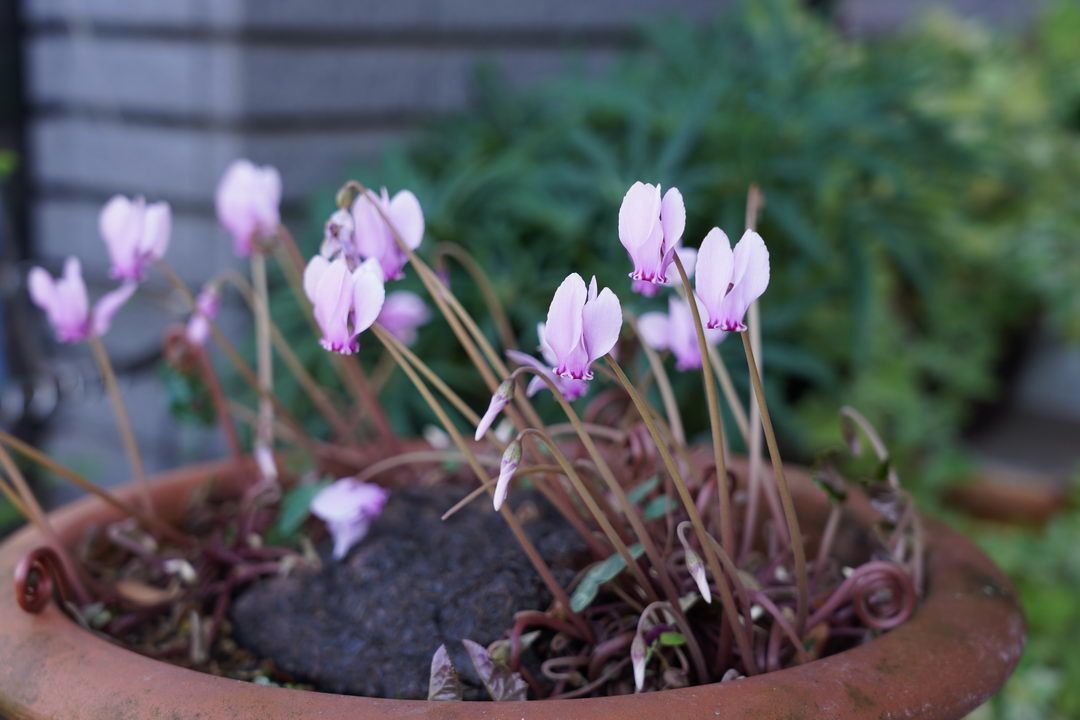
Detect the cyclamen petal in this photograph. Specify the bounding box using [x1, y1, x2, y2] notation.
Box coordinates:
[99, 195, 171, 281]
[581, 284, 622, 364]
[305, 256, 385, 354]
[717, 230, 770, 332]
[350, 258, 387, 336]
[505, 350, 588, 402]
[29, 258, 133, 343]
[215, 159, 282, 257]
[639, 296, 725, 372]
[543, 274, 587, 373]
[377, 291, 430, 346]
[351, 187, 424, 281]
[695, 227, 735, 328]
[310, 479, 389, 560]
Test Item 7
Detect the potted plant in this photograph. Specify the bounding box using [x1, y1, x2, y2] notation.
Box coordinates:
[0, 167, 1022, 718]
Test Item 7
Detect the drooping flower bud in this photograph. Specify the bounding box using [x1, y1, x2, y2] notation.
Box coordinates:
[493, 439, 522, 511]
[677, 522, 712, 604]
[335, 182, 361, 211]
[474, 379, 514, 441]
[631, 629, 648, 692]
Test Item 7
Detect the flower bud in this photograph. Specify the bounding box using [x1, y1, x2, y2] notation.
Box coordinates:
[474, 379, 514, 441]
[631, 630, 647, 692]
[493, 439, 522, 511]
[335, 182, 360, 211]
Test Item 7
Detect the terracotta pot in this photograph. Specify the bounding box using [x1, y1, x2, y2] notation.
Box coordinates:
[0, 457, 1024, 719]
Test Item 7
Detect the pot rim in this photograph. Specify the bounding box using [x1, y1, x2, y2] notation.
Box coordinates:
[0, 457, 1024, 720]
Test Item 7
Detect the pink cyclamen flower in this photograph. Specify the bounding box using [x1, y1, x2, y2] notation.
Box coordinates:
[310, 479, 389, 560]
[351, 187, 424, 281]
[303, 255, 385, 354]
[28, 258, 135, 343]
[377, 291, 430, 346]
[619, 181, 685, 290]
[543, 273, 622, 381]
[638, 295, 725, 372]
[695, 228, 770, 332]
[215, 159, 282, 257]
[99, 195, 171, 281]
[185, 283, 220, 347]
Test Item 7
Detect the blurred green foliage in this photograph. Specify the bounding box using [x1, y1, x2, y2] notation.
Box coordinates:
[966, 490, 1080, 720]
[288, 0, 1080, 483]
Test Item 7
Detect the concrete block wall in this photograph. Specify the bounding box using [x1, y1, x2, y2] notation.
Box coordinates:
[18, 0, 729, 486]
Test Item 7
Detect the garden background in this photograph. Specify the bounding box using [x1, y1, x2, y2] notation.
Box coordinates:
[0, 1, 1077, 717]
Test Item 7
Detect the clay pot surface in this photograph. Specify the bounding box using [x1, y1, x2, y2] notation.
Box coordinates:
[0, 457, 1024, 719]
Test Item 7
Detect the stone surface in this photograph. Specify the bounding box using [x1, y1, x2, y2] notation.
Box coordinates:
[231, 484, 583, 699]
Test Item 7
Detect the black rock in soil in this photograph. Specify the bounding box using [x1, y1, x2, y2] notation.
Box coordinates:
[231, 484, 582, 699]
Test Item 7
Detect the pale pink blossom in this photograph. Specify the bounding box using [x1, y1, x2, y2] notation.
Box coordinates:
[320, 209, 355, 259]
[619, 182, 685, 291]
[695, 228, 770, 332]
[98, 195, 171, 281]
[215, 159, 282, 257]
[351, 187, 424, 281]
[631, 246, 697, 297]
[542, 274, 622, 381]
[377, 291, 430, 346]
[185, 284, 220, 347]
[310, 479, 389, 560]
[303, 255, 385, 354]
[28, 258, 135, 343]
[638, 295, 725, 371]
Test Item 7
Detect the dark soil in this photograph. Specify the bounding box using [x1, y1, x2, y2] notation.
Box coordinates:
[231, 484, 584, 699]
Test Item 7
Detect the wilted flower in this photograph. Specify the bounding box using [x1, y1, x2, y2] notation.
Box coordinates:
[310, 479, 389, 560]
[474, 379, 514, 441]
[351, 187, 424, 281]
[215, 159, 282, 257]
[303, 255, 385, 354]
[638, 295, 725, 371]
[543, 274, 622, 381]
[493, 439, 522, 511]
[619, 182, 685, 291]
[695, 228, 770, 332]
[28, 258, 135, 343]
[377, 291, 430, 346]
[98, 195, 171, 281]
[185, 283, 220, 347]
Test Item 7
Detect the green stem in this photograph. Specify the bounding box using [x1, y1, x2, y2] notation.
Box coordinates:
[740, 332, 808, 635]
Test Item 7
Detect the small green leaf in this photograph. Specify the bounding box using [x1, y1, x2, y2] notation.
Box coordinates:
[271, 480, 331, 542]
[627, 477, 660, 505]
[643, 495, 678, 521]
[570, 543, 645, 612]
[659, 631, 687, 647]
